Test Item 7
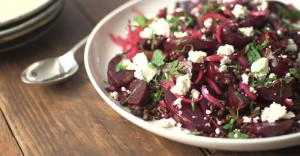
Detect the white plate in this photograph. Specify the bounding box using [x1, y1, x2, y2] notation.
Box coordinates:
[0, 0, 54, 27]
[85, 0, 300, 151]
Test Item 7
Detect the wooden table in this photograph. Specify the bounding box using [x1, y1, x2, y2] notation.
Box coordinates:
[1, 0, 300, 155]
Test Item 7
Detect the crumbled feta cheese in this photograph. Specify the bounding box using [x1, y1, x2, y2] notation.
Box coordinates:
[139, 18, 170, 38]
[141, 63, 158, 82]
[122, 59, 136, 70]
[205, 123, 211, 127]
[201, 35, 206, 40]
[219, 65, 228, 72]
[217, 44, 235, 56]
[232, 4, 249, 19]
[215, 128, 221, 135]
[285, 73, 291, 78]
[174, 31, 188, 38]
[109, 91, 118, 100]
[190, 7, 200, 16]
[191, 89, 200, 99]
[139, 27, 153, 39]
[249, 87, 257, 93]
[261, 102, 296, 123]
[170, 75, 191, 95]
[242, 73, 249, 85]
[132, 53, 149, 69]
[132, 53, 158, 82]
[188, 50, 207, 63]
[257, 1, 268, 11]
[242, 116, 252, 123]
[286, 38, 298, 52]
[204, 88, 209, 94]
[121, 87, 126, 92]
[253, 116, 259, 123]
[173, 98, 182, 109]
[204, 18, 213, 28]
[206, 110, 212, 115]
[149, 18, 170, 36]
[269, 73, 276, 79]
[238, 27, 254, 37]
[178, 111, 183, 115]
[220, 56, 231, 65]
[251, 57, 269, 80]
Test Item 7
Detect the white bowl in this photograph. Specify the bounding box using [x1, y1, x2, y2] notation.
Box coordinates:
[85, 0, 300, 151]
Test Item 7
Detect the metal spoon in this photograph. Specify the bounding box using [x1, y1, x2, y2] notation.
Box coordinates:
[21, 36, 88, 85]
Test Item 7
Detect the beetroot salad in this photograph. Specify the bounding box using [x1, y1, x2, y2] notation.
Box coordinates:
[106, 0, 300, 138]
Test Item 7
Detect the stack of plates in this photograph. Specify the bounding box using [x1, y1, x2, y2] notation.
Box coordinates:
[0, 0, 64, 52]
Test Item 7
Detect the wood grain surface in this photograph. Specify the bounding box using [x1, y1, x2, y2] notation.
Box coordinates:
[0, 0, 299, 156]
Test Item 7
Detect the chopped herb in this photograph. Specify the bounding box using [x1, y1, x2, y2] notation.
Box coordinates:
[191, 95, 195, 112]
[276, 4, 300, 20]
[133, 15, 149, 27]
[167, 17, 180, 33]
[189, 131, 203, 135]
[185, 16, 194, 27]
[289, 68, 300, 79]
[227, 129, 249, 139]
[151, 89, 164, 103]
[222, 116, 237, 130]
[151, 49, 165, 67]
[115, 62, 127, 72]
[245, 40, 269, 65]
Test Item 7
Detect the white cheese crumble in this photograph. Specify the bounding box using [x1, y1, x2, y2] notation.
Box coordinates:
[187, 50, 207, 63]
[121, 87, 126, 92]
[250, 57, 269, 80]
[286, 38, 298, 52]
[173, 98, 182, 109]
[261, 102, 296, 123]
[191, 89, 200, 99]
[215, 128, 221, 135]
[122, 59, 136, 70]
[204, 18, 213, 28]
[109, 91, 119, 100]
[241, 73, 249, 85]
[132, 53, 158, 82]
[139, 18, 170, 39]
[170, 75, 192, 96]
[219, 65, 228, 72]
[232, 4, 249, 19]
[139, 28, 153, 39]
[242, 116, 252, 123]
[174, 31, 188, 38]
[206, 110, 212, 115]
[238, 27, 254, 37]
[257, 1, 268, 11]
[217, 44, 235, 56]
[220, 56, 231, 65]
[269, 73, 276, 79]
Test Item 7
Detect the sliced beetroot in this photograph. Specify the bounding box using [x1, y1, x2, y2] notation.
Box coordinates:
[127, 79, 150, 106]
[256, 79, 296, 102]
[221, 25, 250, 49]
[163, 37, 220, 54]
[239, 16, 268, 29]
[227, 85, 250, 110]
[141, 36, 166, 51]
[107, 55, 134, 88]
[245, 119, 294, 137]
[293, 34, 300, 48]
[206, 62, 236, 84]
[269, 56, 290, 77]
[165, 89, 214, 133]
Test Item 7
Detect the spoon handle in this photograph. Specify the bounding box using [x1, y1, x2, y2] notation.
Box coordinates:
[69, 36, 88, 55]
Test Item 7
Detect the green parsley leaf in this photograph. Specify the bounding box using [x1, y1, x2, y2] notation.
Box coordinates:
[227, 129, 249, 139]
[115, 62, 127, 72]
[191, 95, 195, 112]
[222, 117, 237, 130]
[133, 15, 149, 27]
[167, 17, 180, 33]
[290, 68, 300, 79]
[189, 131, 203, 135]
[151, 89, 164, 103]
[276, 4, 300, 20]
[151, 49, 165, 67]
[245, 40, 269, 65]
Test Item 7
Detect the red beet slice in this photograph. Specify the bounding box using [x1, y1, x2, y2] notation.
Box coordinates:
[270, 56, 290, 77]
[127, 79, 150, 106]
[165, 89, 214, 133]
[227, 85, 251, 110]
[163, 37, 220, 54]
[206, 62, 236, 84]
[245, 119, 294, 137]
[107, 55, 134, 88]
[221, 25, 250, 49]
[256, 79, 296, 102]
[239, 16, 268, 29]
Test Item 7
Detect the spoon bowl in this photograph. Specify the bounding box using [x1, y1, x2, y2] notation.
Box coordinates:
[21, 36, 87, 85]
